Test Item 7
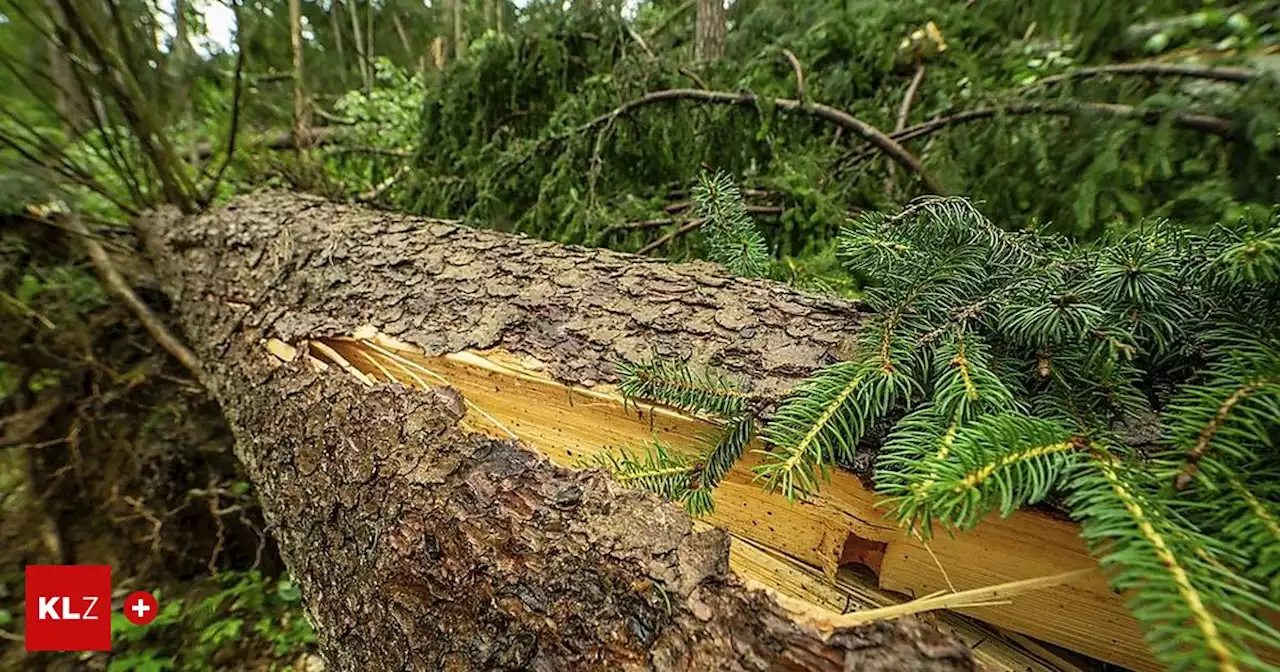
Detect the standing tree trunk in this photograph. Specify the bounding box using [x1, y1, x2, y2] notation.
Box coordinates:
[695, 0, 725, 61]
[346, 0, 372, 91]
[452, 0, 466, 60]
[329, 0, 348, 86]
[135, 192, 976, 672]
[289, 0, 309, 145]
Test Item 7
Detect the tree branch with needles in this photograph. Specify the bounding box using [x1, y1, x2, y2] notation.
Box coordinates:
[563, 88, 942, 194]
[838, 100, 1240, 173]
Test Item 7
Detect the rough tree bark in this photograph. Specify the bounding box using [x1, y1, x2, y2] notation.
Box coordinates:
[695, 0, 726, 60]
[137, 192, 974, 671]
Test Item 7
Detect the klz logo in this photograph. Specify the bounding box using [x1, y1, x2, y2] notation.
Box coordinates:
[25, 565, 111, 651]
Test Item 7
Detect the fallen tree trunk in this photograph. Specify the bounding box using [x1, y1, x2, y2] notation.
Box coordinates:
[136, 192, 974, 670]
[135, 192, 1153, 670]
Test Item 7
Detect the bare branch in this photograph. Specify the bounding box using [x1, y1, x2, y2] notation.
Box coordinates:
[841, 101, 1240, 171]
[646, 0, 694, 40]
[568, 88, 942, 194]
[1030, 62, 1256, 88]
[896, 66, 927, 132]
[637, 218, 703, 255]
[781, 49, 805, 102]
[60, 215, 204, 380]
[886, 65, 927, 193]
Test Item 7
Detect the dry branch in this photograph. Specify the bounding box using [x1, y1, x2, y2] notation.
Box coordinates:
[1030, 62, 1257, 87]
[782, 48, 806, 102]
[886, 65, 927, 193]
[62, 215, 204, 380]
[573, 88, 943, 194]
[637, 218, 703, 254]
[895, 66, 927, 132]
[842, 101, 1239, 170]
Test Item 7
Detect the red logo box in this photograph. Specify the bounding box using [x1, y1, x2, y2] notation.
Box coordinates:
[25, 565, 112, 651]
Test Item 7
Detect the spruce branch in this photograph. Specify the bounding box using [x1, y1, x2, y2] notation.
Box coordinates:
[881, 413, 1084, 536]
[603, 197, 1280, 666]
[692, 171, 770, 277]
[616, 359, 751, 417]
[587, 440, 698, 503]
[1073, 456, 1280, 671]
[699, 412, 755, 488]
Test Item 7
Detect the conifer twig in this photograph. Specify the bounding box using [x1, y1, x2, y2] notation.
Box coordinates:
[1173, 376, 1277, 489]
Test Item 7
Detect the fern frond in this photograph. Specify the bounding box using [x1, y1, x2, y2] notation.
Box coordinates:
[616, 359, 750, 417]
[692, 170, 770, 277]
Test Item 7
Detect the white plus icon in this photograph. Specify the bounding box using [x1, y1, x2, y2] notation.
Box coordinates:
[131, 598, 151, 619]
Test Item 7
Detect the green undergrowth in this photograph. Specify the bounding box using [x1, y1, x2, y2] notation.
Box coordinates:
[104, 571, 315, 672]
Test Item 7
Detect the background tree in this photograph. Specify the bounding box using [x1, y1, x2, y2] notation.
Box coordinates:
[695, 0, 725, 60]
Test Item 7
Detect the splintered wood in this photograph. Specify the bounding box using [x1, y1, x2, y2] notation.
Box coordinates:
[270, 331, 1158, 672]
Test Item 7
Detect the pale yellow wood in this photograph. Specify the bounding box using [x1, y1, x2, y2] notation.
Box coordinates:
[307, 338, 1157, 672]
[724, 533, 1092, 672]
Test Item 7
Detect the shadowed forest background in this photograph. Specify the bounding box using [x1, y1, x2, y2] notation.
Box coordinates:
[1, 0, 1278, 669]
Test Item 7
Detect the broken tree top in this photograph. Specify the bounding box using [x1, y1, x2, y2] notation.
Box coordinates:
[137, 192, 1156, 671]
